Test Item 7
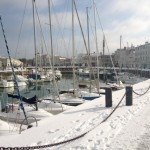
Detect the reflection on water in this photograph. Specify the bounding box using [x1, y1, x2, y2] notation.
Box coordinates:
[0, 75, 97, 109]
[0, 75, 75, 107]
[0, 88, 4, 96]
[0, 73, 146, 109]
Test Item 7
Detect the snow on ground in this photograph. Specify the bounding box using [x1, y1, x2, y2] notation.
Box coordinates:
[0, 119, 24, 136]
[0, 79, 150, 149]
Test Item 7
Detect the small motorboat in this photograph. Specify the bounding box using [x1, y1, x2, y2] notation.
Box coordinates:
[107, 81, 125, 91]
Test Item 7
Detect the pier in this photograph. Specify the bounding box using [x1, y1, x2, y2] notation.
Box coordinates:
[26, 66, 150, 78]
[1, 66, 150, 78]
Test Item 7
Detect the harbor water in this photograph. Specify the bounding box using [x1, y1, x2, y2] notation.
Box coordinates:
[0, 74, 75, 108]
[0, 73, 147, 110]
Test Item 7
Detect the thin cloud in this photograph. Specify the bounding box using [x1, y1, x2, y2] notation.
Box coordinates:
[1, 0, 150, 58]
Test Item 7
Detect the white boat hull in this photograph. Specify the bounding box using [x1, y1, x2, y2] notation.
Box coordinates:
[0, 80, 14, 88]
[0, 104, 52, 124]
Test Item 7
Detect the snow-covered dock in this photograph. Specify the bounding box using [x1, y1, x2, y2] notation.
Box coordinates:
[0, 79, 150, 149]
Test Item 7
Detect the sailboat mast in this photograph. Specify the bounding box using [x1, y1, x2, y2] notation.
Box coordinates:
[87, 7, 90, 60]
[72, 0, 76, 91]
[32, 0, 38, 110]
[86, 7, 91, 93]
[103, 35, 105, 58]
[115, 35, 122, 84]
[48, 0, 54, 67]
[93, 0, 100, 86]
[103, 35, 106, 81]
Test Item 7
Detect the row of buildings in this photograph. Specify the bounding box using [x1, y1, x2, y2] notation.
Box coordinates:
[78, 41, 150, 69]
[35, 41, 150, 69]
[115, 41, 150, 68]
[1, 41, 150, 70]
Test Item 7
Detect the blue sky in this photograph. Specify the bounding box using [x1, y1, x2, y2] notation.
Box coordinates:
[0, 0, 150, 59]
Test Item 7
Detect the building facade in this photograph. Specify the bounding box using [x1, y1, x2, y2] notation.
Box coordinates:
[135, 42, 150, 69]
[0, 57, 23, 70]
[35, 54, 71, 67]
[77, 53, 114, 67]
[113, 46, 135, 68]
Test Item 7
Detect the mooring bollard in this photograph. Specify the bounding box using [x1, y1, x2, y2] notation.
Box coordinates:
[105, 87, 112, 107]
[126, 86, 133, 106]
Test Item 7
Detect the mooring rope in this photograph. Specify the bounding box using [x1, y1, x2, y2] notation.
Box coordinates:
[133, 85, 150, 96]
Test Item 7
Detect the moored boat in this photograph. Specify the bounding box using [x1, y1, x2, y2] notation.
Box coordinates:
[0, 79, 14, 88]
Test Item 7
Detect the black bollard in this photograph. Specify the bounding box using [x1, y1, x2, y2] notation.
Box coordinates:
[126, 86, 133, 106]
[105, 87, 112, 107]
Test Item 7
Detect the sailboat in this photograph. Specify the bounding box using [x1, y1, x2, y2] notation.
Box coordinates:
[0, 79, 14, 88]
[0, 2, 53, 125]
[7, 75, 28, 87]
[39, 0, 85, 107]
[0, 93, 53, 123]
[55, 69, 62, 79]
[106, 35, 125, 90]
[58, 1, 100, 101]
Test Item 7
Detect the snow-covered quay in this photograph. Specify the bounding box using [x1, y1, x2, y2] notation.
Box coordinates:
[0, 79, 150, 150]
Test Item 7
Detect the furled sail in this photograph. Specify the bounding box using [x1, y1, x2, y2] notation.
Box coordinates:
[7, 94, 39, 104]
